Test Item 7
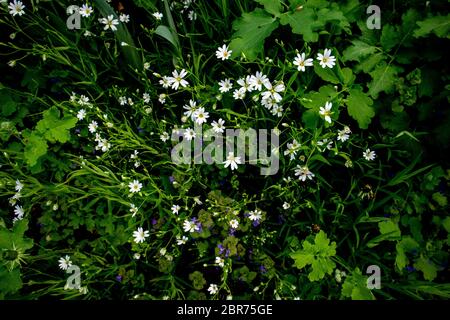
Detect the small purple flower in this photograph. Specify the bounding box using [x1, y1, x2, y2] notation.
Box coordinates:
[225, 249, 231, 258]
[229, 228, 236, 236]
[169, 176, 175, 183]
[252, 220, 260, 227]
[151, 218, 157, 225]
[405, 266, 415, 272]
[259, 265, 267, 274]
[116, 275, 123, 282]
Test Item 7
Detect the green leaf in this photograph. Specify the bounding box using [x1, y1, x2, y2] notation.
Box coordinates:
[414, 256, 438, 281]
[313, 62, 340, 84]
[342, 40, 377, 62]
[23, 132, 48, 167]
[0, 266, 22, 296]
[395, 237, 419, 272]
[342, 268, 375, 300]
[290, 231, 336, 281]
[380, 24, 400, 51]
[256, 0, 282, 17]
[280, 8, 320, 42]
[346, 87, 375, 129]
[413, 14, 450, 38]
[229, 9, 279, 61]
[0, 91, 16, 117]
[378, 220, 401, 238]
[155, 25, 179, 51]
[36, 107, 78, 143]
[368, 62, 403, 98]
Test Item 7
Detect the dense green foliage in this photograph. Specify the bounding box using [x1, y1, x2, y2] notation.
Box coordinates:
[0, 0, 449, 300]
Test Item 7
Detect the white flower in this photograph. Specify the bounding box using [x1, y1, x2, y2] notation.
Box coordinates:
[211, 118, 225, 133]
[188, 10, 197, 21]
[159, 76, 171, 88]
[15, 180, 23, 192]
[208, 283, 219, 295]
[232, 88, 246, 100]
[119, 13, 130, 23]
[183, 128, 196, 141]
[130, 204, 138, 217]
[282, 202, 290, 210]
[337, 129, 350, 142]
[294, 165, 315, 181]
[317, 48, 336, 68]
[143, 93, 150, 103]
[192, 107, 209, 125]
[78, 95, 90, 105]
[215, 256, 225, 268]
[96, 137, 111, 152]
[363, 148, 376, 161]
[158, 93, 166, 104]
[168, 69, 189, 90]
[8, 0, 25, 16]
[271, 104, 284, 117]
[248, 210, 262, 221]
[317, 138, 333, 151]
[153, 12, 163, 20]
[118, 96, 127, 105]
[130, 150, 139, 159]
[171, 204, 180, 215]
[262, 81, 285, 103]
[183, 219, 200, 233]
[133, 253, 141, 260]
[128, 180, 143, 193]
[133, 227, 149, 243]
[249, 71, 270, 91]
[223, 152, 241, 171]
[183, 99, 197, 119]
[293, 52, 313, 72]
[218, 78, 233, 93]
[319, 101, 333, 123]
[79, 4, 93, 18]
[160, 131, 169, 142]
[13, 205, 24, 220]
[88, 121, 98, 133]
[216, 44, 232, 61]
[77, 109, 86, 120]
[58, 255, 72, 271]
[160, 248, 167, 256]
[176, 235, 188, 245]
[237, 76, 252, 92]
[284, 139, 300, 160]
[229, 219, 239, 229]
[100, 15, 120, 31]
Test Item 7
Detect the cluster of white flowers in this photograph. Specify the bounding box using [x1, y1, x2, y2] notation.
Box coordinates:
[9, 179, 24, 222]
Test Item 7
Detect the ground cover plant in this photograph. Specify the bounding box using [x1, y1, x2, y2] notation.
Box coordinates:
[0, 0, 449, 300]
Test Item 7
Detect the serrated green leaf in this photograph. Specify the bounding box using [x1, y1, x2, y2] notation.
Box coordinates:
[23, 132, 48, 167]
[36, 107, 77, 143]
[229, 9, 279, 61]
[342, 268, 375, 300]
[313, 62, 340, 84]
[414, 256, 438, 281]
[368, 62, 403, 98]
[256, 0, 282, 17]
[378, 220, 401, 237]
[290, 231, 336, 281]
[0, 266, 22, 296]
[380, 24, 400, 51]
[280, 8, 321, 42]
[413, 14, 450, 38]
[342, 40, 378, 62]
[346, 87, 375, 129]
